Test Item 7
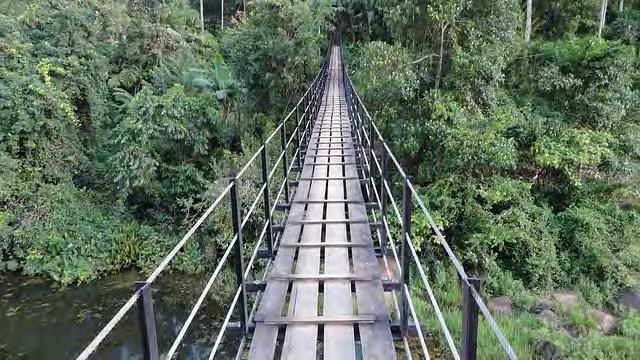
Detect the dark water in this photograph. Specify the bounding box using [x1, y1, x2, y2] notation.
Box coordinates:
[0, 271, 240, 359]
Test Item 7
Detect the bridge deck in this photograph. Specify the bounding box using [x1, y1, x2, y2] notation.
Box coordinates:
[248, 46, 396, 359]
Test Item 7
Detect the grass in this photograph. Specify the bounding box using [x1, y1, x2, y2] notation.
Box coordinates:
[409, 266, 640, 359]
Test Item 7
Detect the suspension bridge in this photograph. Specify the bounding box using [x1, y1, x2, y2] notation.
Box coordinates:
[77, 35, 517, 360]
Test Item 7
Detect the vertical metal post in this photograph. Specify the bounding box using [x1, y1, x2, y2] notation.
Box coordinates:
[379, 145, 388, 255]
[317, 86, 322, 124]
[309, 89, 316, 137]
[135, 281, 159, 360]
[295, 105, 300, 136]
[311, 87, 317, 128]
[296, 119, 303, 169]
[302, 92, 308, 145]
[461, 278, 482, 360]
[369, 116, 375, 173]
[400, 175, 412, 334]
[366, 112, 374, 199]
[280, 124, 290, 203]
[260, 144, 274, 257]
[305, 91, 312, 145]
[353, 101, 361, 150]
[229, 178, 249, 333]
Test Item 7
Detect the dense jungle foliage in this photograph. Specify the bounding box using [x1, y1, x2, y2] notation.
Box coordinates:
[336, 0, 640, 359]
[341, 0, 640, 304]
[336, 0, 640, 356]
[0, 0, 330, 284]
[1, 0, 639, 357]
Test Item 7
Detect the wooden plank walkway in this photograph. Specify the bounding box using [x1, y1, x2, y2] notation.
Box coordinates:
[248, 46, 396, 359]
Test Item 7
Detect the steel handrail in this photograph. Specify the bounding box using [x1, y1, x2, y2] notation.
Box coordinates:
[77, 46, 330, 359]
[348, 90, 417, 358]
[211, 128, 307, 358]
[351, 117, 441, 358]
[340, 43, 517, 359]
[76, 180, 233, 359]
[165, 232, 238, 358]
[162, 62, 329, 358]
[215, 133, 305, 358]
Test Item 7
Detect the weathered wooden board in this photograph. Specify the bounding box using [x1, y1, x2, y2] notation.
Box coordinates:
[345, 158, 397, 360]
[322, 71, 356, 360]
[248, 45, 396, 360]
[279, 118, 326, 359]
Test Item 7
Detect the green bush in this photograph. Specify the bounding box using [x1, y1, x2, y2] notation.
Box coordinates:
[346, 2, 640, 304]
[221, 0, 330, 115]
[1, 0, 330, 284]
[10, 183, 173, 284]
[557, 201, 640, 298]
[619, 311, 640, 339]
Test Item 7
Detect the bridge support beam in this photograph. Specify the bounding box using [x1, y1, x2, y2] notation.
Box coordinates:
[226, 322, 417, 342]
[462, 277, 483, 360]
[135, 281, 159, 360]
[260, 142, 274, 258]
[400, 175, 412, 335]
[379, 144, 389, 255]
[230, 178, 249, 334]
[280, 124, 290, 204]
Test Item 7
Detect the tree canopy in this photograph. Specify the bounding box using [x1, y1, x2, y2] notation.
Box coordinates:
[343, 0, 640, 301]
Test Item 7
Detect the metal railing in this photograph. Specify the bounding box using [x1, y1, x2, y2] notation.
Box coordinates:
[78, 33, 517, 360]
[339, 44, 518, 360]
[76, 44, 331, 360]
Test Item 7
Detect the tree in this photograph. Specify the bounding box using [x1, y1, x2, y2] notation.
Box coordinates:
[200, 0, 205, 31]
[222, 0, 330, 113]
[428, 0, 469, 89]
[525, 0, 533, 41]
[344, 0, 640, 311]
[598, 0, 608, 36]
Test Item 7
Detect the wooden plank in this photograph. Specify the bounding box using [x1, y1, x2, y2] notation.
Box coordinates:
[248, 154, 315, 360]
[278, 242, 369, 248]
[323, 48, 356, 360]
[279, 73, 330, 360]
[261, 315, 376, 325]
[286, 219, 368, 225]
[250, 44, 396, 360]
[269, 274, 377, 281]
[291, 199, 363, 204]
[345, 156, 397, 359]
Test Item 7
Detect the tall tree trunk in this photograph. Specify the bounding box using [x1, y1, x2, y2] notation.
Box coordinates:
[200, 0, 204, 32]
[435, 21, 449, 90]
[619, 0, 624, 12]
[221, 0, 224, 30]
[525, 0, 532, 42]
[598, 0, 608, 37]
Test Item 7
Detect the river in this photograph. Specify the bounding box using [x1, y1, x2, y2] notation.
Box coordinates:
[0, 270, 240, 359]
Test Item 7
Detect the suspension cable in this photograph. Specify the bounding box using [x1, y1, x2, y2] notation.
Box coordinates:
[340, 43, 517, 360]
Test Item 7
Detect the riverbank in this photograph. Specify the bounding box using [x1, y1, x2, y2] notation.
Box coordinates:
[0, 271, 239, 358]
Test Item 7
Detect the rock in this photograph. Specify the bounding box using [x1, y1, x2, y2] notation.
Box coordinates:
[535, 339, 560, 360]
[619, 288, 640, 310]
[488, 296, 513, 315]
[6, 260, 19, 272]
[532, 298, 554, 313]
[588, 309, 617, 334]
[552, 291, 579, 311]
[619, 197, 640, 211]
[538, 309, 562, 329]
